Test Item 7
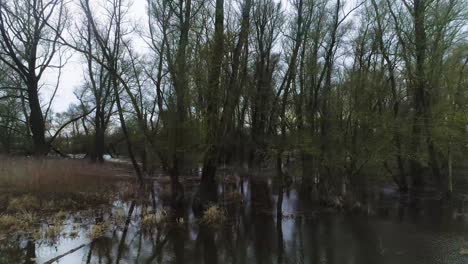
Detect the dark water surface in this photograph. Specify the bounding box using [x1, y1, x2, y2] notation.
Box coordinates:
[2, 172, 468, 264]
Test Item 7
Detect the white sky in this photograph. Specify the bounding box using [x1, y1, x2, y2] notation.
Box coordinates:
[47, 0, 358, 113]
[46, 0, 148, 113]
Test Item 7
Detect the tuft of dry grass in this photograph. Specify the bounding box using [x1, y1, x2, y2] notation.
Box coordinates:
[201, 206, 226, 227]
[141, 211, 167, 228]
[45, 222, 64, 238]
[112, 208, 127, 226]
[88, 222, 109, 239]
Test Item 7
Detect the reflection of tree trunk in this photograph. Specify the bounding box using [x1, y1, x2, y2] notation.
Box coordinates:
[448, 147, 453, 195]
[170, 170, 184, 208]
[251, 179, 274, 264]
[301, 152, 314, 193]
[172, 228, 186, 264]
[200, 226, 218, 264]
[276, 217, 284, 264]
[85, 241, 95, 264]
[276, 172, 284, 222]
[324, 216, 335, 264]
[25, 239, 36, 264]
[116, 201, 136, 264]
[276, 172, 284, 264]
[200, 165, 218, 205]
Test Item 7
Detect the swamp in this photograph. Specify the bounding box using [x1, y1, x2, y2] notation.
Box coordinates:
[1, 0, 468, 263]
[2, 158, 468, 263]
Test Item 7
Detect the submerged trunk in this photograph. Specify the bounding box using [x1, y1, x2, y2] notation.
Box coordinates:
[170, 167, 185, 208]
[200, 158, 218, 203]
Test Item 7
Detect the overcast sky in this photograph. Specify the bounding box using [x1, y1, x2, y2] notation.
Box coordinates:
[46, 0, 148, 113]
[47, 0, 357, 113]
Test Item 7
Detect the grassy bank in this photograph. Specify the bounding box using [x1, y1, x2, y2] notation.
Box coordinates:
[0, 157, 138, 235]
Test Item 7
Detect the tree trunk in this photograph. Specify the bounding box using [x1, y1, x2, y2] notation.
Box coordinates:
[200, 0, 224, 204]
[410, 0, 425, 189]
[447, 147, 453, 195]
[93, 107, 105, 163]
[27, 80, 47, 155]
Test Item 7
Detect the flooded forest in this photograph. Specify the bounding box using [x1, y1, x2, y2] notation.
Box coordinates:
[1, 0, 468, 263]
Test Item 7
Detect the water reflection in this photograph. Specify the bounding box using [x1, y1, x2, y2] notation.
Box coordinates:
[1, 172, 468, 264]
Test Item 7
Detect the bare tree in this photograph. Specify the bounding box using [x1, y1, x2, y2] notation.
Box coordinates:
[0, 0, 67, 155]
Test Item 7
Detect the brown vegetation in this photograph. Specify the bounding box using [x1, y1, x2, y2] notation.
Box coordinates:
[0, 157, 124, 193]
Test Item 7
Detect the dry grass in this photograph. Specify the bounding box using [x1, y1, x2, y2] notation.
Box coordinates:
[0, 157, 136, 217]
[0, 157, 141, 239]
[7, 195, 40, 212]
[0, 157, 123, 194]
[0, 212, 37, 232]
[0, 215, 17, 231]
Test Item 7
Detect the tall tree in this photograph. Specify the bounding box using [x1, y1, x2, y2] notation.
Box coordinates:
[200, 0, 225, 202]
[0, 0, 67, 155]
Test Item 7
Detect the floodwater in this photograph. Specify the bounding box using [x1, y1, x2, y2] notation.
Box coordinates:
[2, 172, 468, 264]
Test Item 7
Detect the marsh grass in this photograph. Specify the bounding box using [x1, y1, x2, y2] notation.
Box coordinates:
[7, 195, 40, 212]
[0, 157, 139, 216]
[0, 157, 121, 193]
[0, 157, 139, 240]
[0, 212, 37, 233]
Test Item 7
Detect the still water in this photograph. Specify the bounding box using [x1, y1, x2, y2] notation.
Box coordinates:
[1, 173, 468, 264]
